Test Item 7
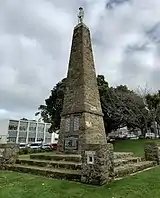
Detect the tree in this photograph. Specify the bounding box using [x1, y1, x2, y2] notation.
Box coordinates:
[20, 118, 28, 121]
[145, 91, 160, 136]
[101, 84, 149, 134]
[36, 75, 149, 135]
[35, 78, 66, 132]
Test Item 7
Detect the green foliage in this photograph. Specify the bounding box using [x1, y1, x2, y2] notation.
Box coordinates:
[146, 92, 160, 111]
[36, 75, 151, 134]
[145, 91, 160, 134]
[36, 78, 67, 132]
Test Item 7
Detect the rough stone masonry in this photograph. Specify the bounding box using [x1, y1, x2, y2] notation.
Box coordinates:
[57, 8, 112, 185]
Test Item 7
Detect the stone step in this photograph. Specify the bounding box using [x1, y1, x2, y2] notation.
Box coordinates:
[7, 164, 81, 182]
[114, 161, 156, 178]
[30, 153, 81, 162]
[18, 156, 143, 170]
[16, 158, 81, 170]
[114, 157, 142, 167]
[114, 152, 134, 159]
[8, 160, 156, 182]
[29, 152, 134, 162]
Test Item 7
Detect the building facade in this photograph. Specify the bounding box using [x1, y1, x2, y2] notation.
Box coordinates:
[0, 119, 58, 144]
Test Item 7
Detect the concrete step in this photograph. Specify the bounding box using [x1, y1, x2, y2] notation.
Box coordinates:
[8, 164, 81, 182]
[16, 158, 81, 170]
[30, 153, 81, 162]
[114, 157, 142, 167]
[114, 152, 134, 159]
[114, 161, 156, 178]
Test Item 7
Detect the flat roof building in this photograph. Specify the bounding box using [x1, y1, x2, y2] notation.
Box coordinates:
[0, 119, 58, 144]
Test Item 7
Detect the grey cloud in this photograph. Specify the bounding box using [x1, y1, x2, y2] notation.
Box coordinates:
[146, 22, 160, 44]
[105, 0, 131, 9]
[0, 0, 160, 120]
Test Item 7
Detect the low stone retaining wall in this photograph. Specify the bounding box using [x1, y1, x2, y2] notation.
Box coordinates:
[144, 142, 160, 164]
[0, 143, 19, 170]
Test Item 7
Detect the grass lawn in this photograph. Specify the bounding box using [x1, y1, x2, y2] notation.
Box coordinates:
[114, 139, 160, 157]
[0, 167, 160, 198]
[1, 139, 160, 198]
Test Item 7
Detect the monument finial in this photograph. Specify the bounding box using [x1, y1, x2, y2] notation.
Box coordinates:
[78, 7, 84, 24]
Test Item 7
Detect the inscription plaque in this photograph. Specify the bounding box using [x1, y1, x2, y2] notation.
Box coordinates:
[64, 137, 78, 150]
[65, 117, 70, 132]
[74, 116, 79, 131]
[85, 151, 95, 165]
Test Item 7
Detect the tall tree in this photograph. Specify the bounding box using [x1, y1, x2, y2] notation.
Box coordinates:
[145, 91, 160, 136]
[35, 78, 66, 132]
[36, 75, 149, 135]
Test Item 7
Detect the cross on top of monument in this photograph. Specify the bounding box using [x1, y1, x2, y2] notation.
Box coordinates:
[78, 7, 84, 24]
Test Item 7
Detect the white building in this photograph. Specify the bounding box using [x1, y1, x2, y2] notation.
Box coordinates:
[0, 119, 58, 144]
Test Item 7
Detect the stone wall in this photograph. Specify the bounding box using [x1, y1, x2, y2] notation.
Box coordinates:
[0, 143, 19, 170]
[81, 143, 114, 185]
[144, 142, 160, 164]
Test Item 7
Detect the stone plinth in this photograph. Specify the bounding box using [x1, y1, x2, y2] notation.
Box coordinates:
[144, 142, 160, 164]
[0, 143, 19, 170]
[81, 143, 113, 185]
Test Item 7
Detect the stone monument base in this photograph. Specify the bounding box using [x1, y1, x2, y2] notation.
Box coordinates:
[0, 143, 19, 170]
[144, 142, 160, 164]
[81, 143, 113, 185]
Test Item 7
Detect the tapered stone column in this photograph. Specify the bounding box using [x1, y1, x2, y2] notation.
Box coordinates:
[57, 11, 112, 185]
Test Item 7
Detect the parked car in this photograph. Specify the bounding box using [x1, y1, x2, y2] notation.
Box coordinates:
[29, 142, 42, 149]
[145, 133, 159, 139]
[42, 144, 52, 151]
[49, 143, 58, 150]
[116, 134, 128, 140]
[19, 143, 28, 149]
[127, 134, 139, 140]
[139, 135, 145, 139]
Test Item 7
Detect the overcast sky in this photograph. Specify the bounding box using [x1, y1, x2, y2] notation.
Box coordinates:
[0, 0, 160, 120]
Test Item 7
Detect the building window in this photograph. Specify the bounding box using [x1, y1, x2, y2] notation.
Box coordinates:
[45, 138, 51, 143]
[74, 116, 79, 131]
[8, 120, 19, 130]
[18, 137, 26, 143]
[19, 121, 28, 131]
[8, 125, 18, 130]
[8, 131, 17, 137]
[28, 138, 36, 143]
[65, 117, 70, 132]
[8, 137, 16, 143]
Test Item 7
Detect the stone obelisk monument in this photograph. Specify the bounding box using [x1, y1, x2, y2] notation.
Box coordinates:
[58, 8, 111, 185]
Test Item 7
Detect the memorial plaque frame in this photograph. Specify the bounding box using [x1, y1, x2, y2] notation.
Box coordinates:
[64, 137, 78, 150]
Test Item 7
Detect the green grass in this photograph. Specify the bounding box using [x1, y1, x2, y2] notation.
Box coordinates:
[1, 139, 160, 198]
[114, 139, 160, 157]
[0, 167, 160, 198]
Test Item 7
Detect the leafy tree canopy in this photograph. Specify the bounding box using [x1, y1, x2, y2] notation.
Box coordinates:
[36, 75, 151, 135]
